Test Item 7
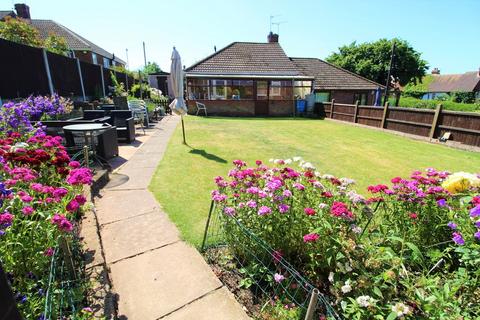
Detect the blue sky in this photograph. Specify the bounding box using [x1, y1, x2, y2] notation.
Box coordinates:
[8, 0, 480, 74]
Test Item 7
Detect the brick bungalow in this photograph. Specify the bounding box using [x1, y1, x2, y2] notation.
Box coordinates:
[423, 68, 480, 100]
[1, 3, 125, 67]
[185, 32, 383, 116]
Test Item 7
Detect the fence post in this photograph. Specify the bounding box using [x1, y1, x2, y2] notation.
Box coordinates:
[0, 262, 23, 320]
[201, 200, 215, 252]
[125, 73, 129, 92]
[353, 100, 360, 123]
[42, 49, 55, 95]
[76, 58, 86, 101]
[304, 288, 319, 320]
[99, 66, 106, 97]
[381, 101, 389, 128]
[330, 99, 335, 118]
[429, 104, 443, 139]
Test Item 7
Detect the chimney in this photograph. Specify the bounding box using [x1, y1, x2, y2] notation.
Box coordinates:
[267, 31, 279, 43]
[431, 67, 440, 75]
[15, 3, 31, 20]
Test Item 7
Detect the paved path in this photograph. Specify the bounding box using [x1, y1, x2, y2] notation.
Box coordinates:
[93, 116, 249, 320]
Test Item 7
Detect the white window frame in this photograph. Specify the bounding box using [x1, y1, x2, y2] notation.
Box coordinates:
[92, 53, 98, 65]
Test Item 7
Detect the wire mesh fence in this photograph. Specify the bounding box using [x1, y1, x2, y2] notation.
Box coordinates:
[202, 201, 342, 320]
[42, 233, 89, 320]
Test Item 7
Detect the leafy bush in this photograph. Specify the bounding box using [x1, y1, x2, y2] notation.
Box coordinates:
[212, 158, 480, 319]
[130, 83, 151, 98]
[110, 72, 127, 97]
[44, 33, 69, 56]
[0, 16, 42, 47]
[390, 96, 480, 112]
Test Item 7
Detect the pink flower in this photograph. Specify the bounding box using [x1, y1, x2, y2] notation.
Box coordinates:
[66, 199, 79, 212]
[246, 187, 260, 194]
[30, 183, 44, 192]
[0, 212, 14, 225]
[274, 273, 285, 283]
[272, 250, 283, 263]
[303, 233, 320, 243]
[51, 214, 73, 232]
[330, 201, 354, 220]
[282, 190, 292, 197]
[68, 161, 81, 168]
[258, 206, 272, 216]
[293, 183, 305, 191]
[20, 195, 33, 203]
[255, 160, 262, 166]
[233, 159, 246, 167]
[391, 176, 402, 184]
[246, 200, 257, 208]
[304, 207, 316, 216]
[223, 207, 236, 216]
[44, 247, 54, 257]
[409, 212, 418, 219]
[66, 168, 93, 185]
[22, 206, 34, 215]
[74, 195, 87, 205]
[53, 188, 68, 199]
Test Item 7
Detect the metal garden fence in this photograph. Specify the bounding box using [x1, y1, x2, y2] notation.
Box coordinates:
[201, 201, 342, 320]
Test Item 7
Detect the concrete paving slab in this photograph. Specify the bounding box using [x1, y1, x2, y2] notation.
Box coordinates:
[81, 212, 104, 269]
[111, 241, 222, 320]
[110, 166, 157, 190]
[102, 211, 179, 263]
[95, 189, 161, 225]
[161, 287, 250, 320]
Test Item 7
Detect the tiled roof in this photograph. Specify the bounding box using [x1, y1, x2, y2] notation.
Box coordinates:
[0, 10, 16, 20]
[290, 57, 383, 90]
[186, 42, 303, 77]
[428, 72, 480, 92]
[30, 19, 125, 64]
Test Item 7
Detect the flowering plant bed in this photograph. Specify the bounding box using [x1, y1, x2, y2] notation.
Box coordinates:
[0, 96, 94, 319]
[206, 158, 480, 319]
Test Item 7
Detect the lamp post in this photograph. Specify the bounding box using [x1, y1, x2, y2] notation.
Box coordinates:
[384, 40, 396, 104]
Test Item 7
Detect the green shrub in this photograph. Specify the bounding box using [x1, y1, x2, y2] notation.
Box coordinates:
[130, 83, 151, 98]
[391, 96, 480, 112]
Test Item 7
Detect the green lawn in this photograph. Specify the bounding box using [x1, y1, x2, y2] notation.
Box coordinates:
[149, 116, 480, 246]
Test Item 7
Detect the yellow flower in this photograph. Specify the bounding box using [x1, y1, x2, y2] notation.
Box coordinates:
[442, 172, 480, 194]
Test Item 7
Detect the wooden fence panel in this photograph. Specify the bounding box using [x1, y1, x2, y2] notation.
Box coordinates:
[332, 103, 355, 122]
[385, 108, 434, 137]
[356, 106, 383, 127]
[80, 61, 102, 98]
[47, 51, 83, 97]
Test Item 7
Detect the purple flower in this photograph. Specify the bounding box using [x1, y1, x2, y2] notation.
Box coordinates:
[474, 231, 480, 240]
[258, 206, 272, 216]
[437, 199, 447, 207]
[452, 232, 465, 245]
[246, 200, 257, 208]
[223, 207, 236, 216]
[475, 221, 480, 228]
[447, 222, 457, 230]
[470, 206, 480, 218]
[274, 273, 285, 283]
[282, 190, 292, 197]
[278, 204, 290, 213]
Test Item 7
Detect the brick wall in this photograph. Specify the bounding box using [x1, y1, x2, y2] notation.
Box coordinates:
[187, 100, 255, 116]
[269, 100, 294, 116]
[74, 50, 93, 64]
[330, 90, 375, 105]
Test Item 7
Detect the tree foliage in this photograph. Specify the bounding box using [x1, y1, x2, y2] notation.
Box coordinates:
[142, 61, 161, 75]
[44, 32, 69, 56]
[326, 38, 428, 86]
[0, 16, 42, 47]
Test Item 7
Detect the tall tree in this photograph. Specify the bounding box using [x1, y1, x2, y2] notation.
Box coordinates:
[0, 16, 42, 47]
[142, 61, 161, 74]
[326, 38, 428, 86]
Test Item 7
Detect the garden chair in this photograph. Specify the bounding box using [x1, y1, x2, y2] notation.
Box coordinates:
[195, 101, 208, 116]
[128, 100, 148, 134]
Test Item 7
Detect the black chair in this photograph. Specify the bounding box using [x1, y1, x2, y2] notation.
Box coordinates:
[69, 110, 110, 123]
[108, 111, 136, 143]
[64, 126, 119, 160]
[99, 104, 116, 114]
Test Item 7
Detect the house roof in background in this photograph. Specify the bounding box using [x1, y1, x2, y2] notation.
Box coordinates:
[290, 57, 383, 90]
[30, 19, 126, 64]
[186, 42, 304, 77]
[428, 72, 480, 92]
[0, 10, 16, 20]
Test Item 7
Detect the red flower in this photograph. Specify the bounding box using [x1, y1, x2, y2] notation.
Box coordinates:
[304, 207, 316, 216]
[409, 213, 418, 219]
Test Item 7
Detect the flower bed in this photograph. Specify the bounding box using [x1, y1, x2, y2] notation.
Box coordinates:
[208, 158, 480, 319]
[0, 96, 93, 319]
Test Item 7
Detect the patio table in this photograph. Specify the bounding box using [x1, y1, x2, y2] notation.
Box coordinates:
[63, 123, 112, 168]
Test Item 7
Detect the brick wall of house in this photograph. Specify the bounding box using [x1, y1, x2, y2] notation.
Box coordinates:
[330, 90, 375, 105]
[187, 100, 256, 116]
[75, 50, 93, 64]
[269, 100, 294, 116]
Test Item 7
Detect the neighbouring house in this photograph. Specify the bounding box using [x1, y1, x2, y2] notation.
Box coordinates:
[185, 32, 383, 116]
[290, 57, 382, 105]
[423, 68, 480, 100]
[0, 3, 125, 67]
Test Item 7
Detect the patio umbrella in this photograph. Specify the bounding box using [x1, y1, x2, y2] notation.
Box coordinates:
[374, 87, 382, 106]
[168, 47, 187, 143]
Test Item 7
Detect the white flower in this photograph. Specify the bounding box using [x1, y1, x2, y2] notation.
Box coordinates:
[340, 300, 347, 311]
[293, 156, 302, 162]
[284, 158, 292, 164]
[328, 272, 334, 283]
[322, 174, 334, 179]
[318, 203, 329, 209]
[340, 177, 356, 186]
[269, 158, 274, 162]
[314, 171, 322, 177]
[313, 181, 324, 189]
[391, 302, 411, 317]
[356, 295, 374, 308]
[351, 224, 362, 234]
[344, 263, 353, 272]
[347, 190, 365, 203]
[273, 159, 282, 164]
[341, 280, 352, 293]
[300, 162, 316, 170]
[11, 142, 29, 151]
